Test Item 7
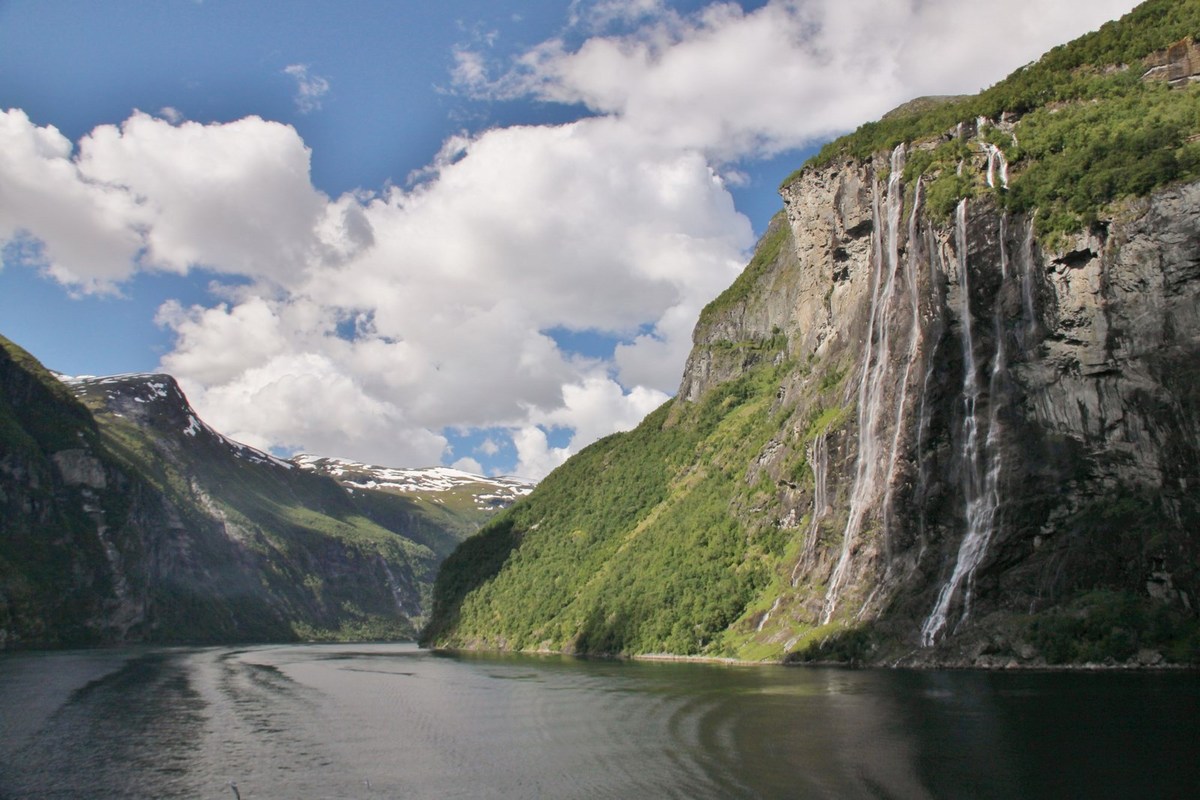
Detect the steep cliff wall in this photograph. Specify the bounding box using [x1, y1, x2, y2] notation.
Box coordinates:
[0, 336, 144, 646]
[691, 140, 1200, 665]
[425, 0, 1200, 665]
[425, 141, 1199, 666]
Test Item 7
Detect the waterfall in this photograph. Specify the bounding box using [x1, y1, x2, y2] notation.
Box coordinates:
[921, 201, 1008, 646]
[913, 219, 947, 553]
[821, 143, 909, 624]
[1018, 220, 1039, 343]
[976, 117, 1009, 190]
[756, 597, 782, 632]
[983, 144, 1009, 190]
[879, 177, 926, 560]
[380, 559, 408, 613]
[793, 431, 830, 586]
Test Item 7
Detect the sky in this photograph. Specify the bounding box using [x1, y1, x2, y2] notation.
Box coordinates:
[0, 0, 1140, 479]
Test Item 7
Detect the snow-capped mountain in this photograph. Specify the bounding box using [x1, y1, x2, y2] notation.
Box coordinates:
[292, 455, 533, 511]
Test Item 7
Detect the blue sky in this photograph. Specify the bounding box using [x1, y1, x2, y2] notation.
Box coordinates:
[0, 0, 1138, 478]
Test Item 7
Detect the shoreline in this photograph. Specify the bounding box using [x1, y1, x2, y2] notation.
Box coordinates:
[430, 644, 1199, 672]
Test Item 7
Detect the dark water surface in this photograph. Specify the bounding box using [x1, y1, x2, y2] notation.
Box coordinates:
[0, 643, 1196, 799]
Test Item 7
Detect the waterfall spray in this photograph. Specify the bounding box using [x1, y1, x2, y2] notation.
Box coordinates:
[821, 143, 909, 623]
[921, 202, 1008, 646]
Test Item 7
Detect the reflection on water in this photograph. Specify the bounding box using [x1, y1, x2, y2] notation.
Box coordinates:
[0, 643, 1196, 799]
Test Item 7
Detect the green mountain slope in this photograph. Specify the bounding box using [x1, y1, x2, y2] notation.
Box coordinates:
[0, 335, 521, 646]
[424, 0, 1200, 666]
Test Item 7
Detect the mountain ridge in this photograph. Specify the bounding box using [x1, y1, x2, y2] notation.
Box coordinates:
[0, 340, 523, 647]
[423, 0, 1200, 667]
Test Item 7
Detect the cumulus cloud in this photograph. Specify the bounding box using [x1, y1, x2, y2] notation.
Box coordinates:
[0, 109, 147, 290]
[452, 456, 485, 473]
[148, 114, 747, 476]
[283, 64, 331, 113]
[511, 425, 573, 482]
[0, 110, 339, 290]
[460, 0, 1140, 160]
[78, 112, 332, 282]
[0, 0, 1141, 479]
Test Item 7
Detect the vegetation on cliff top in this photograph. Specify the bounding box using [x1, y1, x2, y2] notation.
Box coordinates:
[696, 211, 791, 328]
[790, 0, 1200, 241]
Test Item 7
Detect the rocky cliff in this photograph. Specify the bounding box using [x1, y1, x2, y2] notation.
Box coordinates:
[0, 337, 523, 647]
[694, 142, 1199, 666]
[424, 1, 1200, 666]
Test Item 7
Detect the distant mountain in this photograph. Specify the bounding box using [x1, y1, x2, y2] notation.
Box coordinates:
[294, 455, 531, 517]
[424, 0, 1200, 667]
[0, 335, 524, 647]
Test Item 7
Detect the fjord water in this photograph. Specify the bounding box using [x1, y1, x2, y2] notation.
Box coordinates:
[0, 644, 1196, 799]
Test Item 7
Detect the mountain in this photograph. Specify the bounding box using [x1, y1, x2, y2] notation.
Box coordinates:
[423, 0, 1200, 667]
[0, 336, 528, 647]
[292, 453, 532, 527]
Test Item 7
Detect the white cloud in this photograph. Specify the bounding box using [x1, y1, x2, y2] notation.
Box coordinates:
[0, 109, 147, 291]
[145, 114, 748, 472]
[183, 349, 448, 468]
[511, 425, 572, 481]
[0, 0, 1142, 478]
[283, 64, 331, 114]
[462, 0, 1140, 160]
[452, 456, 485, 473]
[570, 0, 671, 31]
[77, 113, 332, 282]
[451, 48, 489, 87]
[0, 110, 341, 290]
[539, 374, 668, 447]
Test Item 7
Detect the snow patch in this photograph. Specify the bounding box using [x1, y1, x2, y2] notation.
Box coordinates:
[292, 454, 534, 502]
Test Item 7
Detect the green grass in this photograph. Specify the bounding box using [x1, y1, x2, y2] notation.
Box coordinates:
[783, 0, 1200, 242]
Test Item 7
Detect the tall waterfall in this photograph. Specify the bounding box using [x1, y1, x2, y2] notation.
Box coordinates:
[921, 200, 1008, 646]
[794, 431, 830, 586]
[880, 177, 926, 559]
[821, 144, 914, 624]
[912, 218, 947, 554]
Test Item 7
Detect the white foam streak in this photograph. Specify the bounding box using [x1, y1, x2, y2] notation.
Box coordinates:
[921, 201, 1007, 646]
[822, 143, 911, 623]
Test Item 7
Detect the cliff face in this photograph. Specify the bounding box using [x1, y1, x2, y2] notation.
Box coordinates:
[686, 140, 1199, 664]
[420, 1, 1200, 664]
[424, 135, 1200, 667]
[0, 337, 142, 646]
[0, 338, 512, 647]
